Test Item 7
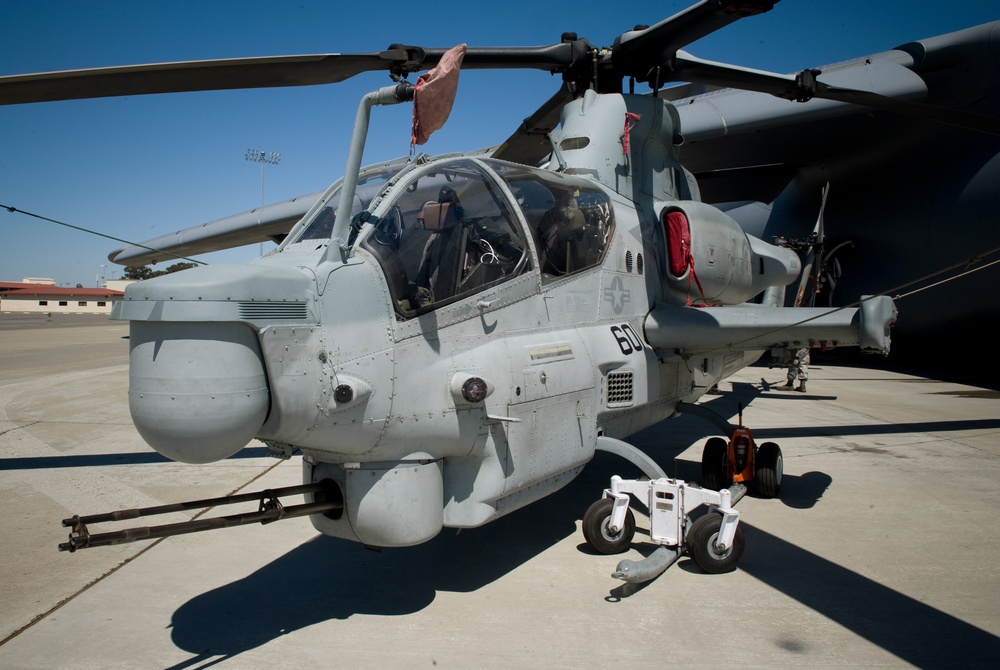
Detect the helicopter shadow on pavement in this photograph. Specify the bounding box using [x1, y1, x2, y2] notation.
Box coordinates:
[580, 510, 1000, 669]
[653, 520, 1000, 665]
[736, 522, 1000, 667]
[0, 447, 271, 471]
[165, 450, 646, 665]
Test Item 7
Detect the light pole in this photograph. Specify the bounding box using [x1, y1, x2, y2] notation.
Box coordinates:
[245, 148, 281, 255]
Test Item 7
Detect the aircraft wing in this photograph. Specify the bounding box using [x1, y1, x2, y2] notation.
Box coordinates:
[671, 21, 1000, 202]
[645, 297, 897, 357]
[108, 191, 321, 266]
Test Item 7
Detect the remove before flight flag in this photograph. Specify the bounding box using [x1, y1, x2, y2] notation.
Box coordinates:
[411, 43, 467, 148]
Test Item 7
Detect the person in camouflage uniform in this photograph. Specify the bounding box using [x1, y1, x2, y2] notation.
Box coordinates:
[776, 348, 809, 393]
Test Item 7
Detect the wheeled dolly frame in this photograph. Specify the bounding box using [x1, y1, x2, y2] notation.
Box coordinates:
[583, 475, 747, 582]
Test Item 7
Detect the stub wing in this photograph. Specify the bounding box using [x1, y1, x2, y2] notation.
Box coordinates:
[644, 296, 897, 356]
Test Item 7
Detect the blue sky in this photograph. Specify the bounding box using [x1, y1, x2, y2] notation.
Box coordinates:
[1, 1, 997, 287]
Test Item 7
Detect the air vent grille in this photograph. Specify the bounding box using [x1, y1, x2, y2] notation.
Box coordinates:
[238, 301, 308, 320]
[606, 370, 634, 407]
[625, 250, 634, 273]
[637, 253, 644, 275]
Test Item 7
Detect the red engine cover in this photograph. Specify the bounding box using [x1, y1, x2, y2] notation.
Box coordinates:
[665, 210, 690, 278]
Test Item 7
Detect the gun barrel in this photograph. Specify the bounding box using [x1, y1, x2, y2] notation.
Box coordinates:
[59, 481, 341, 552]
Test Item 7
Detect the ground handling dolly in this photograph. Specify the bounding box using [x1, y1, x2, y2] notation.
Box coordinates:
[582, 476, 747, 583]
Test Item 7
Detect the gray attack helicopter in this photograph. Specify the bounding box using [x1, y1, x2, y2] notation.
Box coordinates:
[1, 0, 902, 559]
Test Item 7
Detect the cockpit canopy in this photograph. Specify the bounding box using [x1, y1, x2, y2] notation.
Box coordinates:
[288, 164, 403, 243]
[285, 157, 616, 319]
[487, 160, 614, 278]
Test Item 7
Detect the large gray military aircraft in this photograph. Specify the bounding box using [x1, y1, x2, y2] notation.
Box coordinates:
[0, 0, 920, 558]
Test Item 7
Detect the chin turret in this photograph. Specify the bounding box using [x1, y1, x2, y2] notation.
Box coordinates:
[112, 263, 318, 463]
[128, 320, 270, 463]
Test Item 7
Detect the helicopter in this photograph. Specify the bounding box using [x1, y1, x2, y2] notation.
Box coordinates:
[0, 0, 905, 554]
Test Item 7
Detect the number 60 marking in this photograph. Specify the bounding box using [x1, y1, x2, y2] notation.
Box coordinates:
[611, 324, 644, 355]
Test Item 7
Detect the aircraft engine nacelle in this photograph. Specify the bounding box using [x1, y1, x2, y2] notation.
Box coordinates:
[128, 320, 269, 464]
[659, 201, 801, 305]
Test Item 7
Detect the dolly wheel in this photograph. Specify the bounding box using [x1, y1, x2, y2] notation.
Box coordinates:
[687, 512, 745, 574]
[701, 437, 731, 490]
[754, 441, 783, 498]
[582, 498, 635, 554]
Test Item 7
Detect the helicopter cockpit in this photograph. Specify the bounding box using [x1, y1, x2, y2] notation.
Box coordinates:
[485, 161, 614, 280]
[275, 155, 615, 319]
[360, 159, 528, 315]
[358, 158, 616, 318]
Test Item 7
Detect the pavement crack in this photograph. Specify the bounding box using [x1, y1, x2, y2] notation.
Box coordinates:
[0, 421, 39, 438]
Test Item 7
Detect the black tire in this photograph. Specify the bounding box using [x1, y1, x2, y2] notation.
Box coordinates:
[754, 441, 783, 498]
[582, 498, 635, 554]
[687, 512, 745, 574]
[701, 437, 731, 490]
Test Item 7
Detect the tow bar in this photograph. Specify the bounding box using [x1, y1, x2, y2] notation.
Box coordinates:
[59, 481, 342, 552]
[582, 476, 747, 583]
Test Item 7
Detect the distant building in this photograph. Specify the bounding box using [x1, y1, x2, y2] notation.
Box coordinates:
[0, 281, 126, 315]
[103, 279, 137, 293]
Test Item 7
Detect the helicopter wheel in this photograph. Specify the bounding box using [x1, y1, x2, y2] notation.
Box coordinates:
[701, 437, 731, 491]
[754, 441, 783, 498]
[687, 512, 744, 574]
[582, 498, 635, 555]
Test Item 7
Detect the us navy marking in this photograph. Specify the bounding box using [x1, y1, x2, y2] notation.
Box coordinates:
[603, 276, 631, 314]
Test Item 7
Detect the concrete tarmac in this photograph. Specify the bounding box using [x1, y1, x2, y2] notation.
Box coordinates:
[1, 316, 999, 668]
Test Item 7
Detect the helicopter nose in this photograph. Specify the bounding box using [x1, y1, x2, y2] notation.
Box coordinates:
[128, 320, 269, 464]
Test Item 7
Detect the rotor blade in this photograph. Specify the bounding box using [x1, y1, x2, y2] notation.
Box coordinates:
[671, 52, 1000, 136]
[491, 82, 576, 165]
[406, 44, 581, 72]
[670, 52, 804, 98]
[811, 83, 1000, 136]
[0, 53, 401, 105]
[613, 0, 778, 83]
[0, 44, 582, 106]
[816, 182, 829, 245]
[796, 182, 829, 308]
[0, 1, 779, 108]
